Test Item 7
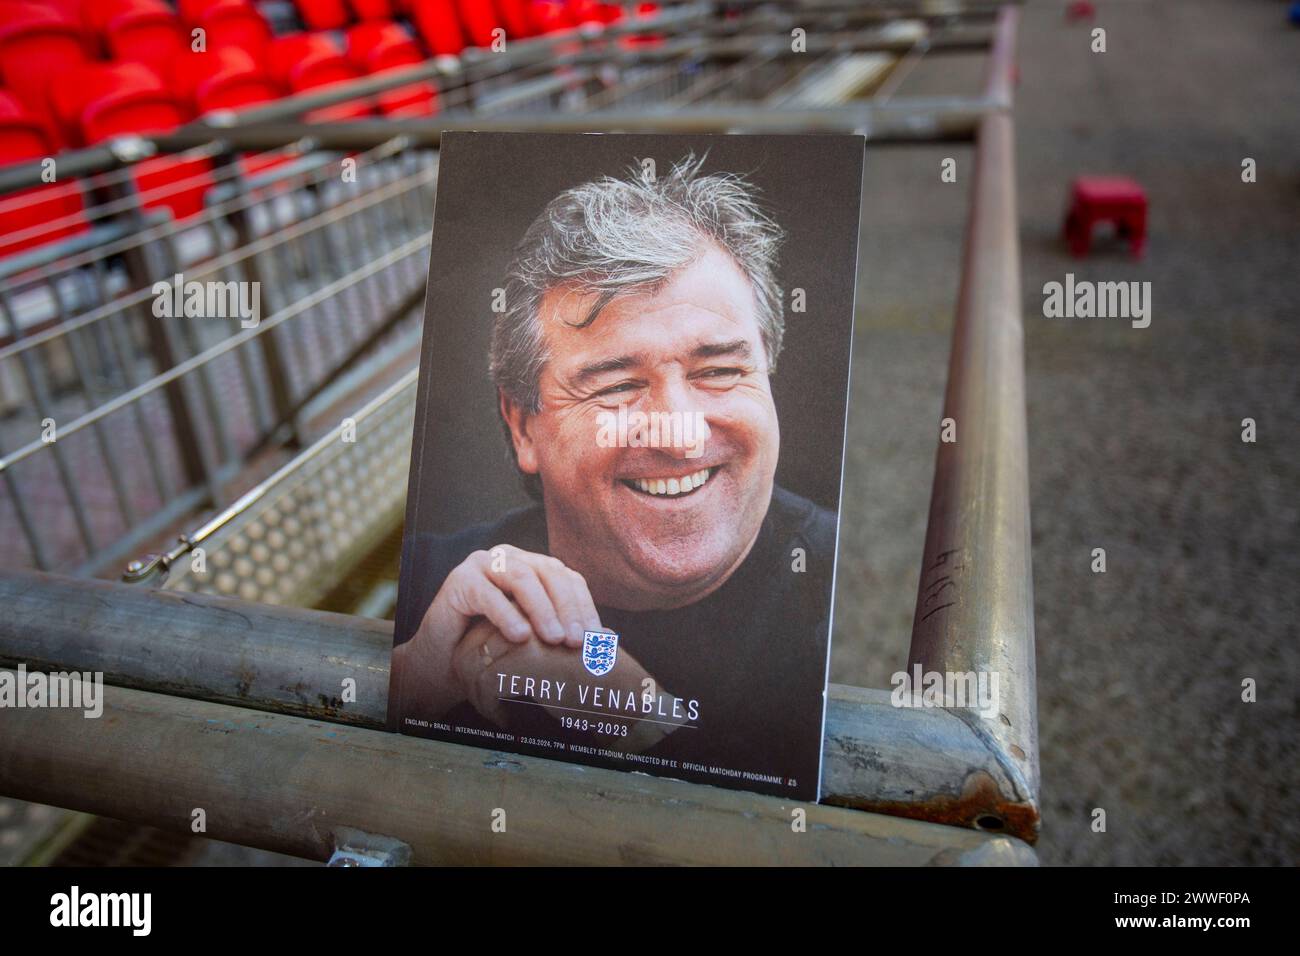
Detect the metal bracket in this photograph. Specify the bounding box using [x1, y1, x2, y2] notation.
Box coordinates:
[328, 827, 413, 867]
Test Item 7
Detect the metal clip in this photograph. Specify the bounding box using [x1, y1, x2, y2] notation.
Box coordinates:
[327, 828, 412, 867]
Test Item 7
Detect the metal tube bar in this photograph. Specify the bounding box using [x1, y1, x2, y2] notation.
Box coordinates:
[0, 568, 1039, 841]
[906, 7, 1038, 815]
[559, 29, 992, 66]
[0, 668, 1034, 866]
[146, 101, 989, 153]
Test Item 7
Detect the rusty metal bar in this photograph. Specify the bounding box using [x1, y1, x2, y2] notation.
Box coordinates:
[0, 568, 1038, 843]
[0, 667, 1033, 866]
[906, 5, 1038, 836]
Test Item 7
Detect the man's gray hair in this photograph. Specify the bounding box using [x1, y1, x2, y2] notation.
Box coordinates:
[489, 154, 785, 414]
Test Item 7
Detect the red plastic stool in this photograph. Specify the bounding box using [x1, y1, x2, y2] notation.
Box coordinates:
[1063, 176, 1148, 259]
[1066, 1, 1095, 21]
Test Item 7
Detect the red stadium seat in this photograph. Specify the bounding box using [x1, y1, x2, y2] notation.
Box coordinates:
[568, 1, 619, 26]
[268, 33, 372, 121]
[495, 0, 536, 39]
[267, 33, 328, 82]
[296, 0, 352, 31]
[347, 0, 394, 20]
[346, 20, 421, 69]
[452, 0, 502, 48]
[529, 1, 573, 34]
[177, 0, 228, 23]
[80, 0, 133, 34]
[0, 91, 87, 258]
[78, 67, 194, 139]
[49, 61, 167, 146]
[0, 2, 89, 127]
[346, 21, 437, 116]
[49, 63, 211, 219]
[98, 0, 186, 72]
[31, 0, 83, 19]
[197, 0, 273, 58]
[0, 90, 47, 158]
[411, 0, 466, 55]
[173, 46, 282, 113]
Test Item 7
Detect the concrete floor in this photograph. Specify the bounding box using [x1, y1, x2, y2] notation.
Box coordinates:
[830, 0, 1299, 864]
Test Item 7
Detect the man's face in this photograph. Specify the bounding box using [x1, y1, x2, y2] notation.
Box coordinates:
[502, 241, 780, 611]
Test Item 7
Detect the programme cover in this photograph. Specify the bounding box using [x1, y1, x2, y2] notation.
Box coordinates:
[389, 131, 862, 801]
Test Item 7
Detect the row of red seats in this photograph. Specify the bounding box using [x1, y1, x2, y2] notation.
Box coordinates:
[0, 1, 660, 258]
[1, 2, 647, 153]
[293, 1, 628, 44]
[0, 0, 278, 149]
[0, 4, 441, 237]
[0, 88, 87, 257]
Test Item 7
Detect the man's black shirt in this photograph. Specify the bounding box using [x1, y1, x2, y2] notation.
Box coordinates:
[394, 485, 838, 794]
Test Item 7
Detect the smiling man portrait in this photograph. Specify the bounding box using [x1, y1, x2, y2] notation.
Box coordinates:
[390, 135, 862, 799]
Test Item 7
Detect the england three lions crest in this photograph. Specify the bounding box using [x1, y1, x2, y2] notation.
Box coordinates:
[582, 630, 619, 677]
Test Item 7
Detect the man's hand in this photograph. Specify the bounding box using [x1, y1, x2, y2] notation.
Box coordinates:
[393, 545, 603, 716]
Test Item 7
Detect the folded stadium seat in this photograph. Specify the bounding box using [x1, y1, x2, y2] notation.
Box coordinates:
[81, 0, 140, 32]
[177, 0, 228, 22]
[345, 20, 421, 67]
[174, 45, 282, 113]
[346, 21, 438, 116]
[82, 0, 164, 55]
[268, 33, 373, 121]
[0, 91, 87, 258]
[48, 60, 160, 146]
[451, 0, 502, 48]
[410, 0, 466, 55]
[495, 0, 537, 39]
[50, 62, 212, 219]
[0, 89, 48, 158]
[529, 1, 573, 34]
[0, 2, 89, 132]
[568, 1, 620, 26]
[98, 0, 187, 73]
[296, 0, 352, 31]
[196, 0, 274, 58]
[346, 0, 394, 20]
[30, 0, 84, 18]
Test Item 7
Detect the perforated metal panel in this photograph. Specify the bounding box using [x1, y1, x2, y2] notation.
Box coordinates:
[166, 372, 416, 607]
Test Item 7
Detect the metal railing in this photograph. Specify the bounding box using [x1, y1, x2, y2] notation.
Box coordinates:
[0, 146, 433, 574]
[0, 1, 1035, 864]
[124, 368, 418, 609]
